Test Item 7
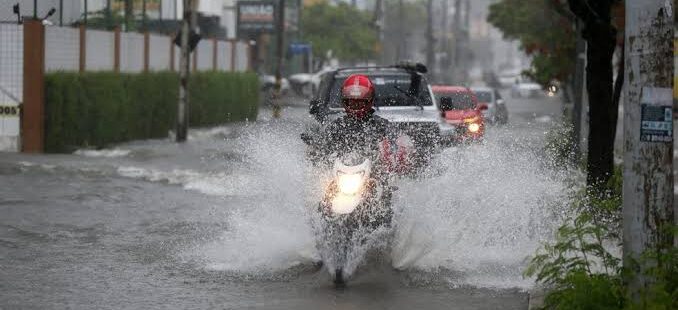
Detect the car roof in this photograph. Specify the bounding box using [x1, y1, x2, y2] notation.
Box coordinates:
[431, 85, 471, 93]
[470, 86, 493, 92]
[334, 67, 413, 78]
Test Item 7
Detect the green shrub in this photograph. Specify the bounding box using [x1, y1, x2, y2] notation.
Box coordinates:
[44, 71, 259, 152]
[525, 167, 677, 309]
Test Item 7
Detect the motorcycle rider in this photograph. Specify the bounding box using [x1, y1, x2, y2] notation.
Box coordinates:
[319, 74, 394, 158]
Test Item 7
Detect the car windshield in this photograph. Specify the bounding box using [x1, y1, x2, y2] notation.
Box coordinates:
[473, 91, 493, 103]
[328, 73, 432, 108]
[434, 92, 475, 110]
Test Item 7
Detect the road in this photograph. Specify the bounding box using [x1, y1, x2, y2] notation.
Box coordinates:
[0, 91, 566, 309]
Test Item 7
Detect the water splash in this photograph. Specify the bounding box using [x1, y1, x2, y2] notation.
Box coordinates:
[390, 128, 571, 289]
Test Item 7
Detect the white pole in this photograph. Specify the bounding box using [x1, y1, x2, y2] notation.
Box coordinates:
[623, 0, 674, 300]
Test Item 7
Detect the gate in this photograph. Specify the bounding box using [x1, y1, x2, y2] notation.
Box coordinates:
[0, 24, 23, 152]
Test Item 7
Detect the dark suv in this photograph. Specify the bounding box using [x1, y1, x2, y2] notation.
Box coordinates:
[305, 64, 441, 150]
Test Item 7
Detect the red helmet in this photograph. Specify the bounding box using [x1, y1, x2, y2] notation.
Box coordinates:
[341, 74, 375, 118]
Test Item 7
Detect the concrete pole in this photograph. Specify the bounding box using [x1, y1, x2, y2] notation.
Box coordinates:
[177, 0, 194, 142]
[425, 0, 434, 74]
[623, 0, 674, 300]
[451, 0, 460, 83]
[273, 0, 285, 118]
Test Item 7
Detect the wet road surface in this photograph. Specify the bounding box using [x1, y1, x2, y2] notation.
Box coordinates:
[1, 91, 566, 309]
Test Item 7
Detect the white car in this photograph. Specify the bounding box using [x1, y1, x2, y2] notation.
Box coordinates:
[471, 86, 509, 124]
[511, 81, 543, 98]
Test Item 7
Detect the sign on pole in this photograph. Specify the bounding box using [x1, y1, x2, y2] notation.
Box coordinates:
[236, 1, 277, 38]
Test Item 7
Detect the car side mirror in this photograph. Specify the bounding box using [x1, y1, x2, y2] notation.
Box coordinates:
[439, 97, 453, 111]
[478, 103, 489, 110]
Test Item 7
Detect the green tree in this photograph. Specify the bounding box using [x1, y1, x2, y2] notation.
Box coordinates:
[489, 0, 623, 193]
[301, 2, 378, 63]
[487, 0, 576, 87]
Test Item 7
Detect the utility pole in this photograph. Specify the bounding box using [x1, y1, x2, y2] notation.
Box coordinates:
[33, 0, 37, 19]
[142, 0, 147, 30]
[440, 0, 448, 81]
[451, 0, 461, 83]
[177, 0, 195, 142]
[623, 0, 674, 300]
[397, 0, 405, 60]
[59, 0, 63, 26]
[425, 0, 434, 76]
[124, 0, 132, 31]
[461, 0, 470, 83]
[372, 0, 384, 64]
[272, 0, 286, 118]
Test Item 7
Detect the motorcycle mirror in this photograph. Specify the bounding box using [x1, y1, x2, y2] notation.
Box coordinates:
[300, 133, 313, 145]
[439, 96, 453, 111]
[309, 98, 320, 115]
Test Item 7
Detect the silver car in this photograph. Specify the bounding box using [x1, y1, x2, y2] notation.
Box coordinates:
[471, 86, 509, 125]
[308, 65, 441, 148]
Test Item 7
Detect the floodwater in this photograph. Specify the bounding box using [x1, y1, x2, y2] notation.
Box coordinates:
[0, 93, 568, 309]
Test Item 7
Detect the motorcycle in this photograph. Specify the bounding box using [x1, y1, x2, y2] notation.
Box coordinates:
[302, 133, 414, 286]
[315, 151, 394, 286]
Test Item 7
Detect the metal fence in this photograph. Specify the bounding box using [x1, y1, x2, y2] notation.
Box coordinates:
[0, 24, 22, 152]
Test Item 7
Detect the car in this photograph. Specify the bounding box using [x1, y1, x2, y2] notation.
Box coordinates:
[511, 79, 543, 98]
[432, 85, 487, 143]
[288, 67, 337, 98]
[258, 74, 290, 95]
[470, 86, 508, 125]
[306, 63, 441, 152]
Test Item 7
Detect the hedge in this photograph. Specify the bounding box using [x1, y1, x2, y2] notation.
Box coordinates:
[44, 71, 259, 152]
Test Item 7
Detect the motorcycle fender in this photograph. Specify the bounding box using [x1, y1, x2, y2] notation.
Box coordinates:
[330, 194, 364, 215]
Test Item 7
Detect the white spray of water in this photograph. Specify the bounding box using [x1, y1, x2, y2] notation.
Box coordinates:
[390, 135, 570, 288]
[111, 120, 570, 288]
[184, 121, 321, 272]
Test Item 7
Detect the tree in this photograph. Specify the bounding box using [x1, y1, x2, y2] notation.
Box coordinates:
[489, 0, 622, 192]
[301, 2, 378, 63]
[487, 0, 576, 87]
[567, 0, 620, 192]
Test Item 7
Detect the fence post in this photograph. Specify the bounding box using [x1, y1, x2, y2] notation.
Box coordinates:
[230, 40, 236, 72]
[79, 24, 86, 72]
[114, 26, 120, 72]
[22, 19, 45, 153]
[170, 36, 175, 71]
[143, 31, 150, 72]
[212, 38, 218, 71]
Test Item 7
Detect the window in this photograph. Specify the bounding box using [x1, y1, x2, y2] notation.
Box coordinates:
[474, 91, 493, 103]
[328, 73, 432, 108]
[435, 92, 475, 110]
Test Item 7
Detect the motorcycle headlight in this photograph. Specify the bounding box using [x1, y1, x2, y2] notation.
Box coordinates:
[467, 122, 481, 133]
[337, 171, 364, 195]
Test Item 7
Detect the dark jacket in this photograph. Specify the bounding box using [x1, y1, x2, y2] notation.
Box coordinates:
[320, 109, 393, 157]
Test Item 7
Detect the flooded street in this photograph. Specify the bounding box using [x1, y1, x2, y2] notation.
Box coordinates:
[1, 94, 567, 309]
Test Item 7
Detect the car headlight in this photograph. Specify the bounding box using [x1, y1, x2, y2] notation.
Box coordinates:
[467, 123, 481, 133]
[337, 171, 364, 195]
